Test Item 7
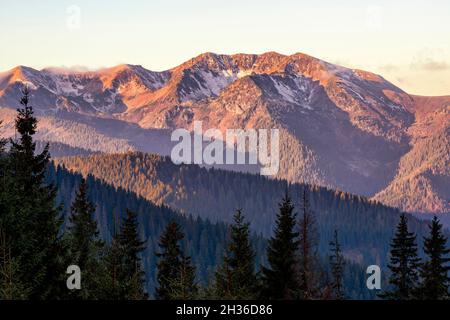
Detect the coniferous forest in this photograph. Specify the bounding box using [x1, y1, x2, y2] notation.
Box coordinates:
[0, 90, 449, 300]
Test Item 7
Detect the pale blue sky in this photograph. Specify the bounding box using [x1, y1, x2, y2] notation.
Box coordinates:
[1, 0, 449, 95]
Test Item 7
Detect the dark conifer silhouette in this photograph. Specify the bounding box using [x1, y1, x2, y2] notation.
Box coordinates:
[329, 230, 345, 300]
[215, 209, 258, 299]
[1, 87, 64, 298]
[297, 188, 321, 299]
[119, 209, 147, 299]
[0, 229, 29, 299]
[381, 213, 421, 300]
[155, 221, 184, 300]
[102, 209, 147, 299]
[417, 216, 450, 300]
[66, 178, 103, 299]
[261, 190, 299, 299]
[170, 255, 198, 299]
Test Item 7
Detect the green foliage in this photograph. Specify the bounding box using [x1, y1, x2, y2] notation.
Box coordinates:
[215, 210, 258, 299]
[417, 217, 450, 300]
[155, 221, 184, 300]
[329, 230, 345, 300]
[47, 165, 263, 297]
[102, 210, 147, 300]
[119, 209, 147, 298]
[0, 88, 65, 299]
[55, 152, 431, 269]
[0, 229, 30, 299]
[261, 190, 299, 299]
[65, 178, 104, 299]
[2, 91, 448, 300]
[297, 188, 322, 299]
[167, 255, 198, 300]
[381, 214, 421, 300]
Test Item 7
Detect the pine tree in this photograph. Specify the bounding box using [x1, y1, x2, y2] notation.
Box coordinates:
[0, 229, 29, 299]
[2, 87, 64, 299]
[215, 209, 258, 299]
[169, 255, 198, 300]
[261, 191, 299, 299]
[102, 210, 147, 300]
[155, 221, 184, 300]
[297, 188, 321, 299]
[118, 209, 147, 299]
[417, 216, 450, 300]
[66, 178, 103, 299]
[0, 120, 10, 246]
[381, 213, 421, 300]
[102, 229, 123, 299]
[329, 230, 345, 300]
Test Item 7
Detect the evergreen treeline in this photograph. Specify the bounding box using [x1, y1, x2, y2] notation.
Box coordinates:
[47, 165, 267, 296]
[55, 152, 432, 268]
[36, 140, 96, 158]
[0, 89, 149, 299]
[1, 90, 449, 300]
[153, 190, 450, 300]
[380, 214, 450, 300]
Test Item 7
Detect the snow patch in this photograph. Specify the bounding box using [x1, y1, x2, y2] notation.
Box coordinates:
[237, 70, 252, 78]
[271, 76, 314, 110]
[182, 70, 235, 101]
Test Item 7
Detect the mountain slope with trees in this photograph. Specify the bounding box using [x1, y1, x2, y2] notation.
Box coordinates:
[55, 152, 432, 267]
[1, 52, 448, 214]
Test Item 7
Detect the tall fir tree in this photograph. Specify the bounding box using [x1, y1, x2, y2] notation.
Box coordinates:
[102, 228, 123, 299]
[102, 209, 147, 300]
[0, 228, 29, 299]
[118, 209, 147, 299]
[417, 216, 450, 300]
[1, 87, 64, 299]
[169, 255, 198, 300]
[297, 188, 322, 299]
[329, 229, 345, 300]
[215, 209, 258, 299]
[155, 221, 184, 300]
[261, 190, 299, 299]
[381, 213, 421, 300]
[0, 120, 9, 245]
[66, 178, 104, 299]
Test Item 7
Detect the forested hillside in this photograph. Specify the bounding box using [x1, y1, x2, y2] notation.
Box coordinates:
[46, 164, 374, 298]
[1, 92, 445, 300]
[36, 140, 96, 157]
[56, 152, 431, 267]
[46, 164, 267, 295]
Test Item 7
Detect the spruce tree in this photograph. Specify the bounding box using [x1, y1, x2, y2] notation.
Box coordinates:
[102, 229, 123, 299]
[0, 120, 10, 245]
[2, 87, 64, 299]
[66, 178, 103, 299]
[261, 191, 299, 299]
[169, 255, 198, 300]
[329, 229, 345, 300]
[297, 188, 321, 299]
[155, 221, 184, 300]
[102, 210, 147, 299]
[0, 229, 29, 299]
[381, 213, 421, 300]
[118, 209, 147, 299]
[417, 216, 450, 300]
[215, 209, 257, 299]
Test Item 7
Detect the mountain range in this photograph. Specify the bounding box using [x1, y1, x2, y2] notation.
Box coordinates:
[0, 52, 448, 214]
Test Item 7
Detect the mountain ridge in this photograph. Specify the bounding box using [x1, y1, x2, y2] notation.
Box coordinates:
[0, 52, 448, 213]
